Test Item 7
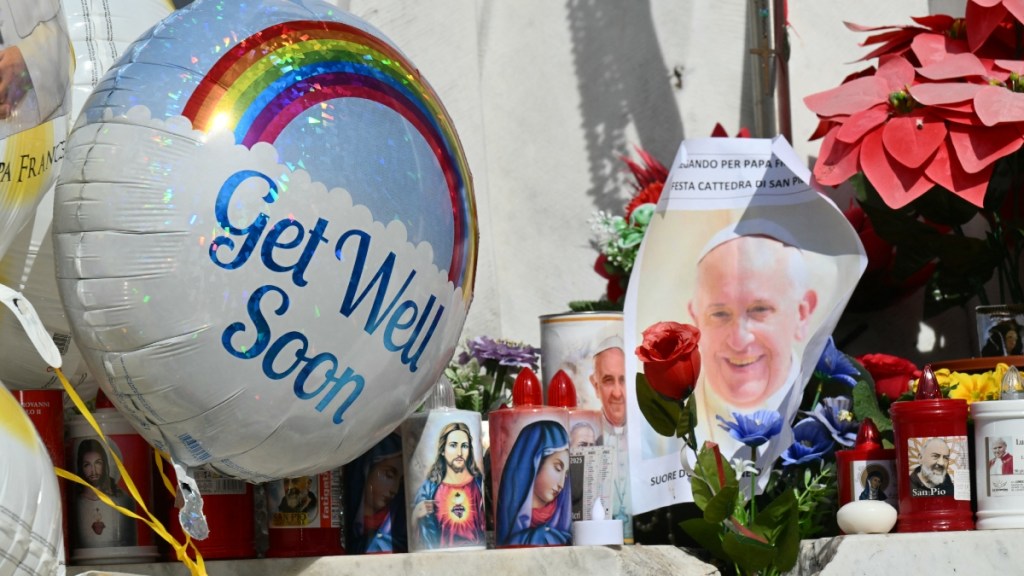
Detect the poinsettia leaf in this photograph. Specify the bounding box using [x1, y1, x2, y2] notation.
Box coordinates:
[703, 484, 739, 525]
[966, 1, 1007, 52]
[975, 85, 1024, 126]
[853, 380, 893, 432]
[916, 52, 988, 80]
[995, 59, 1024, 74]
[860, 129, 935, 208]
[804, 76, 889, 117]
[723, 532, 775, 574]
[680, 518, 727, 562]
[881, 114, 945, 169]
[908, 82, 983, 106]
[636, 373, 682, 437]
[911, 33, 969, 67]
[949, 122, 1023, 173]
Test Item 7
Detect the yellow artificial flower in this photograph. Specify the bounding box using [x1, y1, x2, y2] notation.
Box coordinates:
[947, 370, 1001, 405]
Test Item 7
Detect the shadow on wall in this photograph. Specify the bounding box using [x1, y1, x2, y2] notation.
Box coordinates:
[565, 0, 685, 214]
[565, 0, 761, 211]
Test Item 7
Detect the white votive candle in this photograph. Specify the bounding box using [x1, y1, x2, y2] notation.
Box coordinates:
[571, 498, 624, 546]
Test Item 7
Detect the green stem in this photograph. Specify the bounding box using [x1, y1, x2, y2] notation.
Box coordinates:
[491, 366, 509, 409]
[749, 445, 757, 524]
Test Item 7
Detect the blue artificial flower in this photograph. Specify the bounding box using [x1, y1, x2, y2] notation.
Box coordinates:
[781, 418, 835, 467]
[810, 396, 859, 447]
[814, 336, 859, 387]
[716, 410, 783, 448]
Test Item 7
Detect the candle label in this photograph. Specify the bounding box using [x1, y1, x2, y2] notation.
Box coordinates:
[849, 459, 898, 509]
[906, 435, 970, 500]
[401, 410, 486, 552]
[984, 435, 1024, 497]
[268, 471, 341, 529]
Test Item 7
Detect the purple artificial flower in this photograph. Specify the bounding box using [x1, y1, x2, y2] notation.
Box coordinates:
[810, 396, 859, 447]
[716, 410, 783, 448]
[781, 418, 835, 467]
[814, 336, 859, 387]
[459, 336, 540, 370]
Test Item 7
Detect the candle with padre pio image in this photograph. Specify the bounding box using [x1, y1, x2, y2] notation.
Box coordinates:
[265, 468, 343, 558]
[342, 430, 407, 554]
[489, 367, 572, 548]
[401, 376, 486, 552]
[890, 365, 973, 532]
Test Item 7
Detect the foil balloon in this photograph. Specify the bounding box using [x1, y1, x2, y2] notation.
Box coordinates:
[0, 0, 176, 390]
[0, 379, 65, 576]
[0, 0, 73, 261]
[54, 0, 478, 481]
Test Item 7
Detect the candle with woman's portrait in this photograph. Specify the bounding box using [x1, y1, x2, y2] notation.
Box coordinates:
[342, 431, 407, 554]
[489, 367, 572, 548]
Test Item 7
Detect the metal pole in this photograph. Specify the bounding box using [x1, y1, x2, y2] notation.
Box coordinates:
[773, 0, 792, 143]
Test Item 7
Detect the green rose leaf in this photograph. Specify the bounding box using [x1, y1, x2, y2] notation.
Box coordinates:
[852, 380, 892, 432]
[679, 518, 726, 562]
[703, 484, 738, 524]
[723, 532, 775, 574]
[636, 373, 683, 437]
[751, 489, 801, 571]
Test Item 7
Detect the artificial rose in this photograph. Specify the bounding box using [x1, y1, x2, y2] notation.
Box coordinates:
[635, 321, 701, 401]
[857, 353, 921, 400]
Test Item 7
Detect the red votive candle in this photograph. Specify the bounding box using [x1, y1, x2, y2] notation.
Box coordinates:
[835, 418, 897, 512]
[889, 365, 974, 532]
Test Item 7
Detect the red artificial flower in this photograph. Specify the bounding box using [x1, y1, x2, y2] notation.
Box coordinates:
[847, 15, 962, 62]
[710, 123, 751, 138]
[635, 322, 701, 401]
[857, 353, 921, 401]
[806, 18, 1024, 210]
[621, 148, 668, 220]
[966, 0, 1024, 52]
[593, 253, 626, 304]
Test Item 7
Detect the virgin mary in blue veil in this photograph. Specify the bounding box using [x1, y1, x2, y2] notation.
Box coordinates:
[496, 420, 572, 546]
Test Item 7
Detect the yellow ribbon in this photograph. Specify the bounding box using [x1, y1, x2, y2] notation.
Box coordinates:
[52, 367, 207, 575]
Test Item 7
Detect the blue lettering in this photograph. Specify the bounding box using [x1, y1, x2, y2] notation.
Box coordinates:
[261, 217, 329, 287]
[220, 284, 364, 426]
[210, 170, 276, 270]
[336, 229, 415, 333]
[221, 285, 287, 359]
[262, 331, 308, 380]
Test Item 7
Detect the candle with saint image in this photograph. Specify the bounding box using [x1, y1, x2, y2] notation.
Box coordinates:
[489, 367, 572, 548]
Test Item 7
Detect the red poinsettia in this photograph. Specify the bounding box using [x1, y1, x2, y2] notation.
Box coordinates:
[807, 8, 1024, 314]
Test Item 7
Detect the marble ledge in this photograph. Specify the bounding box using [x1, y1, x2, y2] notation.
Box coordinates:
[67, 545, 719, 576]
[68, 529, 1024, 576]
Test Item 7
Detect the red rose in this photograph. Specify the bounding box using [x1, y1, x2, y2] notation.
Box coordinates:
[857, 353, 920, 400]
[635, 321, 701, 401]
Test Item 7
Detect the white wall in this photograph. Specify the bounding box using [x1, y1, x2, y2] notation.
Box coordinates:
[349, 0, 975, 364]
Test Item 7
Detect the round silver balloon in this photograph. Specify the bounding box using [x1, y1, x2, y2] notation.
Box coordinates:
[54, 0, 477, 481]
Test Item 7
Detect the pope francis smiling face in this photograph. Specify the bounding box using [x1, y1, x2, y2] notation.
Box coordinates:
[688, 234, 817, 409]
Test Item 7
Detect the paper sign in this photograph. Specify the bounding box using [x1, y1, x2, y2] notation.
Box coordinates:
[624, 136, 866, 513]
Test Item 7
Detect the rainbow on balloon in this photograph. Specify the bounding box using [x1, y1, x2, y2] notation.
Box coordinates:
[182, 20, 477, 296]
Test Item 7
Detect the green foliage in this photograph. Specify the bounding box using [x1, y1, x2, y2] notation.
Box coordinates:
[635, 373, 683, 437]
